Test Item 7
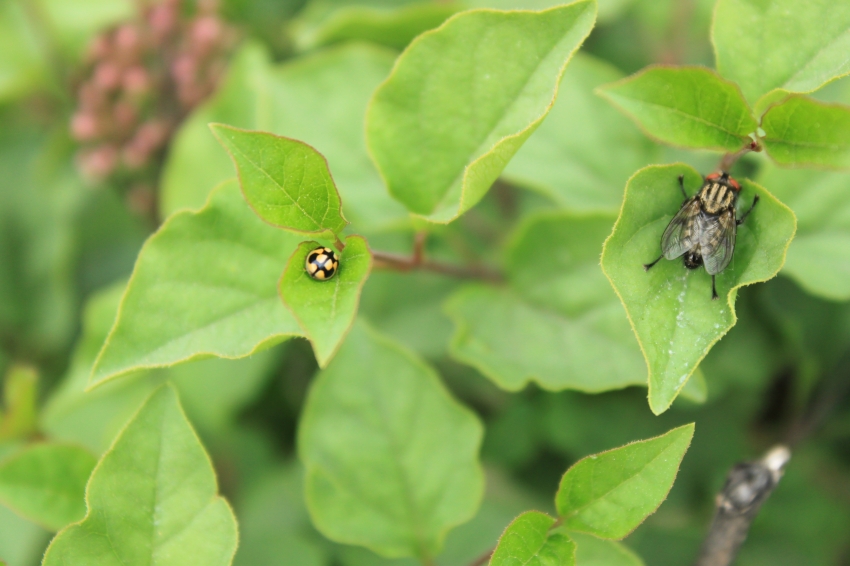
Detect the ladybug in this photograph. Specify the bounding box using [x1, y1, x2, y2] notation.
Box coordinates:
[305, 246, 339, 281]
[644, 171, 759, 300]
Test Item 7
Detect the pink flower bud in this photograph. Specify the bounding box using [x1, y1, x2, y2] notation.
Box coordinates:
[78, 83, 107, 110]
[70, 112, 99, 141]
[94, 62, 122, 91]
[148, 3, 177, 39]
[123, 66, 150, 95]
[114, 24, 141, 55]
[171, 54, 197, 83]
[122, 142, 149, 170]
[78, 145, 118, 180]
[135, 120, 170, 152]
[190, 16, 222, 51]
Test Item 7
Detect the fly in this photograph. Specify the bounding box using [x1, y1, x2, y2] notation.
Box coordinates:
[644, 171, 759, 300]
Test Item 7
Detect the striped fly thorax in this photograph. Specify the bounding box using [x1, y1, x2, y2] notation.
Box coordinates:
[644, 171, 758, 300]
[698, 180, 738, 215]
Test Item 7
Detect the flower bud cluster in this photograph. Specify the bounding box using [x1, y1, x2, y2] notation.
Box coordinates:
[71, 0, 236, 181]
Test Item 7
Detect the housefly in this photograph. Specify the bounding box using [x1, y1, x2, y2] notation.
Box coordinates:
[644, 172, 759, 300]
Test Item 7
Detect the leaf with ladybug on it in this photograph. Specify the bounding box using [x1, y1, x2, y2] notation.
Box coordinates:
[280, 237, 372, 367]
[601, 164, 796, 414]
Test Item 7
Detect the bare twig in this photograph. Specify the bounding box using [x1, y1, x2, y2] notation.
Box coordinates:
[695, 445, 791, 566]
[371, 232, 503, 282]
[718, 140, 762, 172]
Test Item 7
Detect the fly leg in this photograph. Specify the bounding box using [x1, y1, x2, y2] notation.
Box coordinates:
[678, 174, 688, 202]
[737, 195, 760, 225]
[711, 275, 719, 300]
[644, 254, 664, 271]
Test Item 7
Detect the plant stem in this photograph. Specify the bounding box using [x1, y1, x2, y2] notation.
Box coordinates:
[370, 232, 502, 282]
[718, 140, 762, 172]
[694, 445, 791, 566]
[371, 250, 502, 282]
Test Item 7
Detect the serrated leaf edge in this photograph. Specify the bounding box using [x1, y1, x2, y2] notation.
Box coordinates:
[556, 423, 695, 540]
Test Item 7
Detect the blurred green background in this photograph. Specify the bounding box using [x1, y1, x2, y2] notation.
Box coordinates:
[1, 0, 849, 564]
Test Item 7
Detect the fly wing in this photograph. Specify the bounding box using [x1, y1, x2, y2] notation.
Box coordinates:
[700, 209, 737, 275]
[661, 198, 700, 260]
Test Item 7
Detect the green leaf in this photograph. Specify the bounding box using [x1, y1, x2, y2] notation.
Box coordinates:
[601, 165, 796, 413]
[44, 282, 279, 454]
[759, 165, 850, 301]
[468, 0, 634, 24]
[0, 365, 37, 441]
[570, 531, 644, 566]
[0, 128, 83, 357]
[0, 2, 48, 102]
[290, 1, 460, 51]
[42, 386, 238, 566]
[299, 321, 484, 560]
[161, 43, 408, 231]
[0, 502, 47, 566]
[713, 0, 850, 106]
[445, 212, 646, 393]
[366, 1, 597, 222]
[504, 52, 659, 213]
[597, 66, 756, 152]
[280, 236, 372, 366]
[0, 444, 95, 531]
[234, 463, 328, 566]
[90, 181, 302, 387]
[490, 511, 576, 566]
[211, 124, 348, 236]
[761, 96, 850, 169]
[555, 423, 694, 540]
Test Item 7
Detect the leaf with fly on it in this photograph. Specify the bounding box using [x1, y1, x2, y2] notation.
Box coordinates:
[601, 164, 796, 414]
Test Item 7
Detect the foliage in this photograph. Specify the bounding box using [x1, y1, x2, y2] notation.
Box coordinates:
[1, 0, 849, 565]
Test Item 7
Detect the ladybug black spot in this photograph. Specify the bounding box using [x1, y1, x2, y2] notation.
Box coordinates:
[305, 246, 339, 281]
